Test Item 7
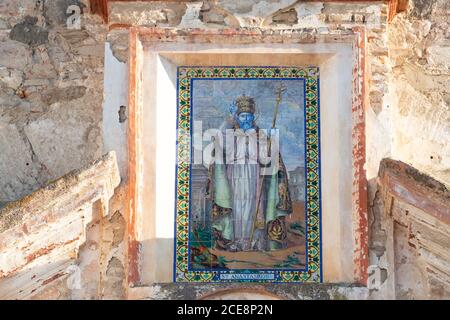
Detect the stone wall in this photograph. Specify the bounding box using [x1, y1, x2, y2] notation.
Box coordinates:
[369, 158, 449, 299]
[0, 0, 127, 300]
[0, 0, 448, 299]
[5, 1, 447, 204]
[0, 152, 121, 300]
[388, 0, 449, 185]
[0, 0, 107, 206]
[366, 0, 449, 299]
[103, 1, 381, 191]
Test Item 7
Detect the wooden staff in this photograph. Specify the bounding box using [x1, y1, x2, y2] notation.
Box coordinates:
[249, 83, 287, 247]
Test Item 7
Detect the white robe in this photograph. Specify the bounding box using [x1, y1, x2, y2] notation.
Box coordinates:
[225, 129, 266, 251]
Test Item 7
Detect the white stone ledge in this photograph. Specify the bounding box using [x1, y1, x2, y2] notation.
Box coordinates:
[0, 151, 120, 299]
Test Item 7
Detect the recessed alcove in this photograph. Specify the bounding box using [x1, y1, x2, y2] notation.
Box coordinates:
[103, 29, 367, 287]
[199, 288, 282, 300]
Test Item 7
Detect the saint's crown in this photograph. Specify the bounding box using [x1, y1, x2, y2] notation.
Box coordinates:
[235, 95, 256, 114]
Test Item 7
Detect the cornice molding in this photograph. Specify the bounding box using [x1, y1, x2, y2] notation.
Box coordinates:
[89, 0, 409, 24]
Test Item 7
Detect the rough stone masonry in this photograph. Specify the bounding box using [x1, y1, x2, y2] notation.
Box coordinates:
[0, 0, 449, 299]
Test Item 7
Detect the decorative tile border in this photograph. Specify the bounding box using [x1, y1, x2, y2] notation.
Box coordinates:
[174, 66, 321, 283]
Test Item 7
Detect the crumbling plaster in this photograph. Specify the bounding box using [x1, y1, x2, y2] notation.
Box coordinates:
[0, 152, 122, 300]
[0, 0, 448, 300]
[387, 0, 449, 186]
[127, 283, 369, 300]
[370, 158, 450, 299]
[0, 0, 107, 204]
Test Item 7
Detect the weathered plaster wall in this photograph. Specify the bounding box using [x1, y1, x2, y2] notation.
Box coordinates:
[27, 183, 127, 300]
[0, 0, 107, 206]
[369, 159, 450, 299]
[104, 0, 449, 299]
[0, 0, 127, 300]
[128, 283, 369, 300]
[0, 152, 122, 300]
[366, 0, 450, 300]
[388, 0, 449, 186]
[105, 0, 393, 185]
[0, 0, 448, 300]
[106, 0, 387, 296]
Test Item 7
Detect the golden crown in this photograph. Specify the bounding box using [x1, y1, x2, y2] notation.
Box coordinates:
[235, 95, 256, 114]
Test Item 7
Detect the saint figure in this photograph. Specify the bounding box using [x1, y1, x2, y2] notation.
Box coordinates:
[205, 95, 293, 252]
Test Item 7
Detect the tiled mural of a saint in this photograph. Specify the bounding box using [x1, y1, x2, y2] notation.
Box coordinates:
[206, 94, 294, 253]
[175, 67, 321, 282]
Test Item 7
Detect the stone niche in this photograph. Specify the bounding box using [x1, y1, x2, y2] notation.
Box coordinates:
[103, 28, 368, 289]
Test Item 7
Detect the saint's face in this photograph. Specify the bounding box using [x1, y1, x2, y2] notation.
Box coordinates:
[237, 112, 255, 131]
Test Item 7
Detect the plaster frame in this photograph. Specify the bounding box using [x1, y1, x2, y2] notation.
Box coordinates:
[126, 27, 368, 287]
